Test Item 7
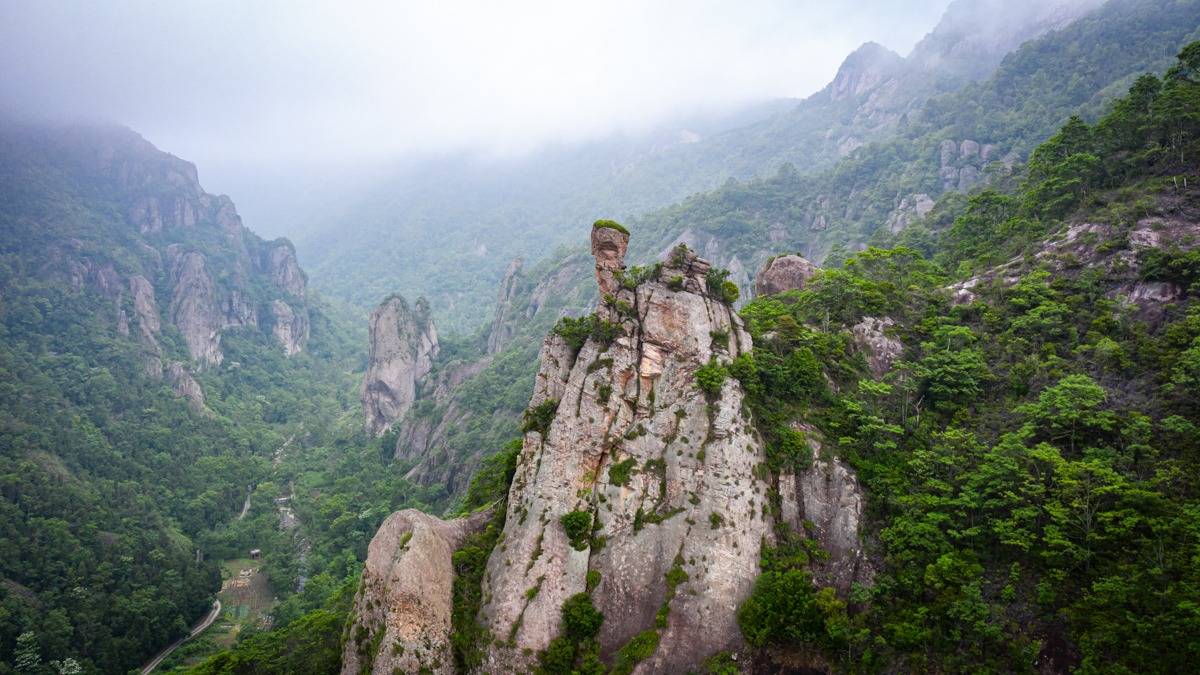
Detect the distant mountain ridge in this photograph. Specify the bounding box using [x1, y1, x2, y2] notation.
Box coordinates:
[297, 0, 1102, 334]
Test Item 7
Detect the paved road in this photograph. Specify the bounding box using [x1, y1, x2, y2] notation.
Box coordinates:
[139, 599, 221, 674]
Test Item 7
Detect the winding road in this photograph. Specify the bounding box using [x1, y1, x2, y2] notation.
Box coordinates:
[139, 599, 221, 674]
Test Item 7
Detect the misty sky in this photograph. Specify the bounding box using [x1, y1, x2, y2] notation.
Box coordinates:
[1, 1, 950, 168]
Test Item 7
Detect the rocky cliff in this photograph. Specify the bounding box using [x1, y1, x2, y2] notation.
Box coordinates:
[478, 227, 767, 672]
[362, 294, 439, 435]
[2, 123, 311, 411]
[346, 222, 878, 673]
[341, 508, 494, 675]
[487, 257, 524, 354]
[389, 252, 593, 498]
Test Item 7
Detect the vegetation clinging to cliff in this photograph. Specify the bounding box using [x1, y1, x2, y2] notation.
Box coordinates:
[731, 47, 1200, 672]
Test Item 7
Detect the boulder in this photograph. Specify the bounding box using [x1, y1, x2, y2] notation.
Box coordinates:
[754, 254, 818, 297]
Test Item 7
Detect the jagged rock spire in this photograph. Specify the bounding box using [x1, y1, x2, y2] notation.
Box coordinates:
[590, 220, 629, 296]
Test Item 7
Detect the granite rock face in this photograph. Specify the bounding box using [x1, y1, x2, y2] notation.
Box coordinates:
[362, 295, 439, 435]
[347, 225, 884, 674]
[4, 124, 311, 414]
[487, 257, 524, 354]
[885, 193, 936, 233]
[479, 232, 767, 673]
[271, 299, 309, 357]
[851, 316, 904, 378]
[754, 254, 819, 297]
[591, 224, 630, 296]
[778, 427, 874, 594]
[168, 248, 225, 367]
[392, 253, 594, 499]
[340, 508, 494, 675]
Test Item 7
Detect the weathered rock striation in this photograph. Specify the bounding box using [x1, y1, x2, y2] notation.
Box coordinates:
[362, 294, 440, 435]
[487, 257, 524, 355]
[479, 228, 768, 672]
[778, 426, 875, 594]
[347, 224, 879, 674]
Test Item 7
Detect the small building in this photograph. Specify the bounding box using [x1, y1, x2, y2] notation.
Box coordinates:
[249, 548, 261, 559]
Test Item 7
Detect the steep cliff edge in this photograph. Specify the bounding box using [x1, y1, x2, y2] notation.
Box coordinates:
[341, 508, 494, 675]
[479, 224, 767, 673]
[362, 294, 439, 435]
[0, 123, 311, 412]
[346, 223, 878, 673]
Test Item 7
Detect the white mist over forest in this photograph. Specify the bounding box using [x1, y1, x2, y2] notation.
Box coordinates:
[1, 1, 948, 223]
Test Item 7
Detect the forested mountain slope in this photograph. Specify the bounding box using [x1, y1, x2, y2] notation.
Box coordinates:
[344, 43, 1200, 674]
[626, 0, 1200, 288]
[363, 0, 1200, 509]
[0, 124, 381, 672]
[298, 0, 1097, 334]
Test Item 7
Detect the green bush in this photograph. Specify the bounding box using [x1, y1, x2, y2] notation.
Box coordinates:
[612, 630, 661, 674]
[593, 219, 630, 236]
[768, 426, 810, 471]
[560, 510, 593, 550]
[552, 314, 623, 354]
[561, 592, 604, 640]
[737, 569, 847, 649]
[607, 458, 637, 486]
[705, 268, 740, 303]
[695, 358, 727, 397]
[721, 280, 740, 304]
[521, 399, 559, 435]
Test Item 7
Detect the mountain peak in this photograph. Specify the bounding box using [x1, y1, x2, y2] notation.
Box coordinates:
[909, 0, 1105, 80]
[828, 41, 906, 101]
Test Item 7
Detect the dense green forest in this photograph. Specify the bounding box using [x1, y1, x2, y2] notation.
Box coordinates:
[0, 128, 449, 673]
[726, 44, 1200, 672]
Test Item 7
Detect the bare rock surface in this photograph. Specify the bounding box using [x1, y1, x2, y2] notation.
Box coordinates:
[480, 233, 766, 673]
[778, 427, 874, 594]
[487, 257, 524, 354]
[270, 299, 309, 357]
[754, 254, 818, 297]
[168, 248, 224, 367]
[591, 223, 630, 296]
[851, 316, 903, 378]
[341, 508, 493, 675]
[362, 294, 439, 435]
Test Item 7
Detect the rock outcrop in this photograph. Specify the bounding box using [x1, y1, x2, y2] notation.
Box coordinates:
[754, 254, 819, 297]
[341, 508, 494, 675]
[270, 299, 309, 357]
[479, 231, 767, 673]
[885, 193, 936, 233]
[851, 316, 904, 378]
[778, 427, 874, 594]
[590, 222, 629, 296]
[2, 124, 313, 417]
[487, 257, 523, 354]
[167, 248, 224, 367]
[391, 253, 594, 499]
[362, 295, 439, 436]
[347, 224, 883, 674]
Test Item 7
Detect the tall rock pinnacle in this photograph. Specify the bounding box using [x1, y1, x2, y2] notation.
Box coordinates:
[361, 294, 439, 436]
[590, 220, 630, 296]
